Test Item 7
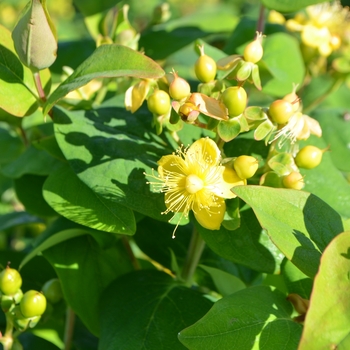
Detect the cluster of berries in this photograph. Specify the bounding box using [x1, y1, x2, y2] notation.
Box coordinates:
[0, 265, 63, 348]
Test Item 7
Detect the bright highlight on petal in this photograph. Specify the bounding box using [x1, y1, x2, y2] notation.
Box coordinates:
[145, 138, 245, 237]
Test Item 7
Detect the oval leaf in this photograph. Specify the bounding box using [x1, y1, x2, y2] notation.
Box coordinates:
[299, 231, 350, 350]
[178, 285, 302, 350]
[43, 44, 164, 115]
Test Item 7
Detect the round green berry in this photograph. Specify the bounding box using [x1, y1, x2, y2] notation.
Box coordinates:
[233, 156, 259, 179]
[0, 267, 22, 296]
[269, 99, 294, 124]
[282, 171, 304, 190]
[243, 39, 263, 63]
[147, 90, 171, 116]
[295, 145, 323, 169]
[194, 54, 217, 83]
[20, 290, 47, 318]
[221, 86, 247, 117]
[42, 278, 63, 304]
[169, 73, 191, 100]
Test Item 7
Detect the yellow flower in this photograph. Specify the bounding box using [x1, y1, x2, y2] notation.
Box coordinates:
[147, 138, 244, 236]
[286, 1, 350, 56]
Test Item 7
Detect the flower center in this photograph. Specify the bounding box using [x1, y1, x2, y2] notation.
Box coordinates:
[185, 174, 204, 194]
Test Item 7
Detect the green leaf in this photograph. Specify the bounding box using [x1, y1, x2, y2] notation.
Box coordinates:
[233, 186, 344, 277]
[199, 265, 246, 297]
[261, 0, 329, 13]
[43, 44, 164, 115]
[53, 105, 172, 221]
[0, 126, 25, 164]
[43, 234, 133, 336]
[178, 285, 302, 350]
[195, 209, 280, 273]
[14, 174, 57, 217]
[254, 120, 274, 141]
[134, 216, 191, 269]
[281, 259, 313, 299]
[299, 231, 350, 350]
[262, 33, 305, 96]
[217, 118, 241, 142]
[1, 144, 62, 178]
[43, 165, 136, 235]
[99, 270, 213, 350]
[0, 24, 38, 116]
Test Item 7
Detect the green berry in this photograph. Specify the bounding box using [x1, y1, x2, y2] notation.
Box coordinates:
[233, 156, 259, 179]
[194, 52, 217, 83]
[0, 267, 22, 296]
[221, 86, 247, 117]
[243, 38, 263, 63]
[42, 278, 63, 304]
[269, 99, 294, 124]
[147, 90, 171, 115]
[169, 72, 191, 100]
[20, 290, 47, 318]
[282, 171, 304, 190]
[295, 145, 323, 169]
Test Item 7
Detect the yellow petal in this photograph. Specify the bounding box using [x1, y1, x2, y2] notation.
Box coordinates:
[186, 137, 220, 168]
[211, 166, 245, 199]
[193, 200, 225, 230]
[158, 154, 187, 178]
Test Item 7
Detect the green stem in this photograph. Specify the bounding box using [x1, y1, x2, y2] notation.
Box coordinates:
[1, 312, 14, 350]
[122, 237, 141, 270]
[181, 227, 205, 286]
[64, 307, 75, 350]
[303, 77, 344, 114]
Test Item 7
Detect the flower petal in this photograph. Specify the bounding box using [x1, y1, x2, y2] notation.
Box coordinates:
[186, 137, 220, 168]
[193, 199, 226, 230]
[211, 166, 245, 199]
[158, 154, 187, 178]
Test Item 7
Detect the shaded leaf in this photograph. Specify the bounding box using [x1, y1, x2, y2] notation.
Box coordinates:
[14, 174, 57, 217]
[1, 144, 63, 178]
[281, 258, 313, 299]
[233, 186, 344, 277]
[43, 234, 133, 336]
[99, 270, 213, 350]
[195, 209, 280, 274]
[53, 105, 172, 221]
[0, 211, 44, 232]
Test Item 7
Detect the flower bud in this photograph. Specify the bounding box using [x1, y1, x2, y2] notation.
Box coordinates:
[12, 0, 57, 71]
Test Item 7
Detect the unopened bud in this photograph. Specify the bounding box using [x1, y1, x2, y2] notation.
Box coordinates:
[12, 0, 57, 71]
